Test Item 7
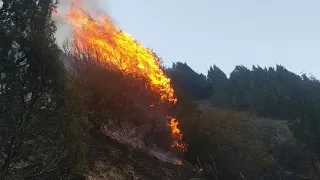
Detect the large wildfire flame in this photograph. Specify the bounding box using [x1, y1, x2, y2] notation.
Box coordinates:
[60, 0, 187, 151]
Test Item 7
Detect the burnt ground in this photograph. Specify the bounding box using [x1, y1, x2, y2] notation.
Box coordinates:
[85, 130, 206, 180]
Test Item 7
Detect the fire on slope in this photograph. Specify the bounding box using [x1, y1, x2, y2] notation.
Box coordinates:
[63, 0, 187, 152]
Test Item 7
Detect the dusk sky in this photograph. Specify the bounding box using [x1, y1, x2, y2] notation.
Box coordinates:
[97, 0, 320, 78]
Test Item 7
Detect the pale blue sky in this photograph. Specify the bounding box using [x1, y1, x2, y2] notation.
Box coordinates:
[100, 0, 320, 77]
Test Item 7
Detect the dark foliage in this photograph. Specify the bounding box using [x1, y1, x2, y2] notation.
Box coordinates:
[0, 1, 90, 179]
[167, 62, 212, 100]
[169, 62, 320, 179]
[169, 62, 320, 150]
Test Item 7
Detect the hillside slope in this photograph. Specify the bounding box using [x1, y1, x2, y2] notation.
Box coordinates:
[84, 130, 205, 180]
[82, 103, 305, 180]
[182, 103, 316, 180]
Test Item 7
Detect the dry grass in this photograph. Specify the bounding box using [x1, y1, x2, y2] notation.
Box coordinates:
[181, 104, 294, 179]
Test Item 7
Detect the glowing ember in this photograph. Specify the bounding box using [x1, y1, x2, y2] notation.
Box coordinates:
[62, 0, 186, 151]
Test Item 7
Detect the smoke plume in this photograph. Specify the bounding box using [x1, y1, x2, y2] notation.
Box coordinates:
[53, 0, 109, 47]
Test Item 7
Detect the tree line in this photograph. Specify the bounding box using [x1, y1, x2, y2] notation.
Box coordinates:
[167, 62, 320, 150]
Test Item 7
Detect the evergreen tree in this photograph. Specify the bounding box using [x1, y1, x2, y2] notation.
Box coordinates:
[0, 1, 89, 179]
[167, 62, 211, 100]
[207, 65, 229, 107]
[228, 65, 252, 110]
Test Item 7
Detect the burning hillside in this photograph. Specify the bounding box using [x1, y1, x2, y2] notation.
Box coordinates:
[56, 0, 186, 152]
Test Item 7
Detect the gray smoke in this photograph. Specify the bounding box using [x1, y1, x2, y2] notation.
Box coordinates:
[53, 0, 110, 47]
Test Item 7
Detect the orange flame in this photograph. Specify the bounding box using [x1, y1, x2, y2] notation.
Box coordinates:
[63, 0, 186, 151]
[168, 116, 187, 151]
